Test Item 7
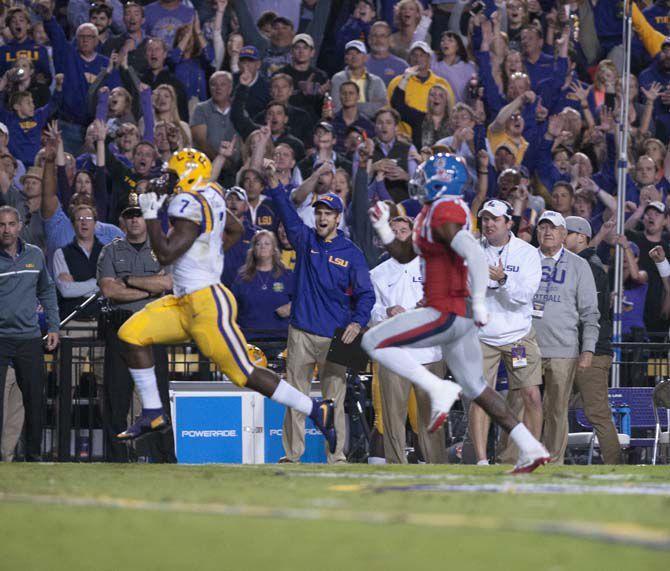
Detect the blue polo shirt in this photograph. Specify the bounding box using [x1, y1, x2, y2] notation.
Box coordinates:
[231, 269, 294, 340]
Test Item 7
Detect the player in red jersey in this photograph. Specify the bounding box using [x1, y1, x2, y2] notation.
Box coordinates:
[361, 153, 549, 473]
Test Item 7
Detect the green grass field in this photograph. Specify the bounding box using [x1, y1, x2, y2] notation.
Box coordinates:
[1, 463, 669, 571]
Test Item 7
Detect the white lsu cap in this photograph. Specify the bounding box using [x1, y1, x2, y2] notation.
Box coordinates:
[537, 210, 567, 228]
[479, 199, 512, 220]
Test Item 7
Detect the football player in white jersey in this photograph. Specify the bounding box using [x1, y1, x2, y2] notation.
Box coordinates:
[116, 148, 336, 452]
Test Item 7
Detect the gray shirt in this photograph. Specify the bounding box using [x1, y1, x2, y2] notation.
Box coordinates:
[331, 69, 388, 120]
[96, 238, 164, 313]
[190, 99, 239, 160]
[0, 240, 59, 338]
[532, 247, 600, 358]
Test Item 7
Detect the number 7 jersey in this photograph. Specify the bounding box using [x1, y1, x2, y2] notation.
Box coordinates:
[167, 184, 227, 297]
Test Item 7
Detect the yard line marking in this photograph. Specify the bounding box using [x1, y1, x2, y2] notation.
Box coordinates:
[0, 492, 669, 551]
[371, 482, 670, 496]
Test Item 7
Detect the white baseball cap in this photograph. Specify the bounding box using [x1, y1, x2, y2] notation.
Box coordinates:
[409, 40, 433, 55]
[0, 122, 8, 136]
[479, 199, 512, 220]
[345, 40, 367, 54]
[537, 210, 567, 228]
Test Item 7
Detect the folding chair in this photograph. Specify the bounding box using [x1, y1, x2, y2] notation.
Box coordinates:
[567, 407, 630, 465]
[652, 380, 670, 465]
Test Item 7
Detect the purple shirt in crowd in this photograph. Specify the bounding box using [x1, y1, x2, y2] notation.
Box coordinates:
[143, 1, 195, 48]
[366, 54, 408, 87]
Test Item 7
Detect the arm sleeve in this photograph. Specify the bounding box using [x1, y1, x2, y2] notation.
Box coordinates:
[369, 272, 388, 326]
[349, 168, 376, 255]
[499, 246, 542, 305]
[450, 228, 489, 303]
[576, 260, 601, 353]
[96, 244, 116, 281]
[306, 0, 333, 57]
[266, 184, 308, 249]
[359, 76, 388, 119]
[43, 17, 70, 74]
[93, 166, 109, 223]
[140, 87, 155, 142]
[390, 85, 426, 128]
[230, 84, 260, 141]
[36, 250, 60, 332]
[232, 0, 270, 52]
[632, 2, 663, 56]
[95, 87, 110, 121]
[476, 51, 506, 116]
[52, 249, 100, 298]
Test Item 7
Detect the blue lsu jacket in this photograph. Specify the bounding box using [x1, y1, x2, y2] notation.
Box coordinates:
[267, 184, 375, 339]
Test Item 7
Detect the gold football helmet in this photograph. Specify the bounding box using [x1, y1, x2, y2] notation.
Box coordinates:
[166, 148, 212, 193]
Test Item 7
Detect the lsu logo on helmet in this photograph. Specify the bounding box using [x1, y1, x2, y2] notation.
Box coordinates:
[167, 148, 212, 193]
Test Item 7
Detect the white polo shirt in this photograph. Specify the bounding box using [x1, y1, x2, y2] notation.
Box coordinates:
[370, 256, 442, 364]
[478, 233, 542, 347]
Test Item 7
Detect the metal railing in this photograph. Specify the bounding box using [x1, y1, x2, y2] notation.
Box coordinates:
[27, 332, 670, 462]
[43, 330, 291, 462]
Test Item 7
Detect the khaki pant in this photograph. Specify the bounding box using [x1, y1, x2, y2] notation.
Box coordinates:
[573, 354, 622, 464]
[480, 330, 543, 464]
[2, 367, 24, 461]
[378, 361, 446, 464]
[541, 357, 578, 464]
[282, 326, 347, 463]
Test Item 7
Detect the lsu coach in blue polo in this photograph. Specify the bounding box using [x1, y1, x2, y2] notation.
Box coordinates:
[266, 167, 374, 463]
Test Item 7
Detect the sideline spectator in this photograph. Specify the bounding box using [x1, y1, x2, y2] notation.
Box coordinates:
[565, 216, 622, 464]
[266, 167, 374, 464]
[52, 204, 102, 325]
[533, 211, 600, 464]
[97, 196, 174, 462]
[0, 205, 59, 462]
[231, 230, 294, 341]
[369, 215, 446, 464]
[627, 201, 670, 336]
[470, 200, 543, 466]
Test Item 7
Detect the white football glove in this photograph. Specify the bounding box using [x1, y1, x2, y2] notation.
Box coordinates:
[472, 298, 489, 328]
[139, 192, 167, 220]
[368, 201, 395, 245]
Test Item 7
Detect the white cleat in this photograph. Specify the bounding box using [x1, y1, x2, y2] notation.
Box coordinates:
[427, 380, 461, 433]
[511, 445, 551, 475]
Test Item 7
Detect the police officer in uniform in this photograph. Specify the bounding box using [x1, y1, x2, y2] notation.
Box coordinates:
[96, 194, 174, 462]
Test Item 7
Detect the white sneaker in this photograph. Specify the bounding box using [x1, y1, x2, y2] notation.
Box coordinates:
[427, 380, 461, 433]
[511, 445, 551, 474]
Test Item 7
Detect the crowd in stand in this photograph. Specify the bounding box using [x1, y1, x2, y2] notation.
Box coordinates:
[1, 0, 670, 464]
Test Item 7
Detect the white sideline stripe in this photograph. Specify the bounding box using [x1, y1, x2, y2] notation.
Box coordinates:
[0, 269, 40, 278]
[0, 492, 668, 551]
